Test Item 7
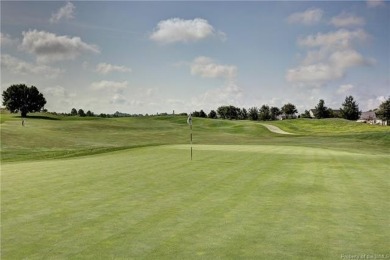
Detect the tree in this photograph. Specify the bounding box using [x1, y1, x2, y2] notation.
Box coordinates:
[270, 107, 281, 120]
[340, 96, 361, 120]
[314, 99, 330, 119]
[199, 110, 207, 118]
[217, 106, 228, 119]
[2, 84, 46, 117]
[239, 108, 248, 120]
[248, 107, 259, 121]
[208, 110, 217, 119]
[86, 110, 94, 117]
[301, 110, 311, 118]
[259, 105, 271, 121]
[217, 105, 239, 120]
[71, 108, 78, 116]
[78, 109, 86, 117]
[328, 109, 341, 118]
[281, 103, 297, 119]
[376, 97, 390, 125]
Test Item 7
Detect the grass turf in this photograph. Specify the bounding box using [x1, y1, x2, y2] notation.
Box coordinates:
[1, 113, 389, 259]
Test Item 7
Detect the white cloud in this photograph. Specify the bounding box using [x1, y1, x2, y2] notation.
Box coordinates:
[363, 95, 387, 111]
[41, 86, 77, 112]
[287, 28, 374, 86]
[191, 56, 237, 80]
[20, 30, 100, 63]
[111, 94, 127, 105]
[1, 54, 62, 78]
[96, 62, 132, 74]
[0, 33, 17, 46]
[191, 82, 243, 111]
[286, 64, 345, 85]
[50, 2, 75, 23]
[367, 0, 386, 8]
[91, 81, 129, 105]
[150, 18, 222, 44]
[44, 86, 69, 97]
[189, 56, 242, 110]
[287, 8, 323, 25]
[298, 29, 369, 50]
[330, 13, 365, 28]
[90, 80, 128, 93]
[329, 49, 372, 69]
[337, 84, 355, 94]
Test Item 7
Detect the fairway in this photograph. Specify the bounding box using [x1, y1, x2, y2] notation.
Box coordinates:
[2, 140, 389, 259]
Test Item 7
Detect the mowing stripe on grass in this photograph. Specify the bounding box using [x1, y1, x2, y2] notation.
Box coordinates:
[1, 145, 389, 259]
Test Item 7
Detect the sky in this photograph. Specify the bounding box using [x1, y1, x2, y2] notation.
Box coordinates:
[1, 0, 389, 115]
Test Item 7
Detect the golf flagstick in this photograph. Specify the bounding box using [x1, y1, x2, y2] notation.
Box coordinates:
[187, 114, 193, 161]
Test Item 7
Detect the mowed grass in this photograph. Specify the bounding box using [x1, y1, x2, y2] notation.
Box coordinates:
[1, 113, 389, 259]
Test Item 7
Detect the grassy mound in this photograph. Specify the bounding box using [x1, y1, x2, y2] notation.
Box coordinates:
[1, 113, 389, 162]
[1, 112, 389, 259]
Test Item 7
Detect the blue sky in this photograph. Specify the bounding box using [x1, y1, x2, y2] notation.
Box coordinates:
[1, 1, 389, 114]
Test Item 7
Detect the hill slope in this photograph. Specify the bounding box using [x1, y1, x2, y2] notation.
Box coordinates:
[1, 113, 389, 162]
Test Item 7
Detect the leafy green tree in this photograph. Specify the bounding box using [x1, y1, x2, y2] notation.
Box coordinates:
[86, 110, 94, 117]
[248, 107, 259, 121]
[239, 108, 248, 120]
[217, 106, 228, 119]
[2, 84, 46, 117]
[78, 109, 86, 117]
[376, 97, 390, 125]
[199, 110, 207, 118]
[217, 105, 239, 120]
[71, 108, 78, 116]
[259, 105, 271, 121]
[270, 107, 281, 120]
[208, 110, 217, 119]
[314, 99, 330, 119]
[281, 103, 298, 119]
[340, 96, 361, 120]
[192, 110, 206, 118]
[301, 110, 311, 118]
[328, 109, 341, 118]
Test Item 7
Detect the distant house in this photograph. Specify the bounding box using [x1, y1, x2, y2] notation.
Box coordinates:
[357, 111, 387, 125]
[277, 113, 297, 120]
[309, 109, 316, 118]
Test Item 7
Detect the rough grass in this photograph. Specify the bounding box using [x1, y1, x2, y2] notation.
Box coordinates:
[1, 112, 389, 259]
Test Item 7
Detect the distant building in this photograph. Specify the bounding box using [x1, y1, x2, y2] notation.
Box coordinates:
[357, 111, 387, 125]
[309, 109, 316, 118]
[277, 113, 297, 120]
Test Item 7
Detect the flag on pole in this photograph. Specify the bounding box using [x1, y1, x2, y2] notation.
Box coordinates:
[187, 114, 192, 126]
[187, 113, 193, 160]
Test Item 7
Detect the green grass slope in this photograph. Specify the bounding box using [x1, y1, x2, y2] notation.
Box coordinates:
[1, 113, 389, 162]
[2, 145, 389, 259]
[1, 112, 389, 259]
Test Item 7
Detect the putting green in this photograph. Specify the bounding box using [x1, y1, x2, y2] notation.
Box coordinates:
[2, 144, 389, 259]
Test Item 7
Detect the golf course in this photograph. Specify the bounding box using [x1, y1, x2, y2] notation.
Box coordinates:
[1, 112, 389, 259]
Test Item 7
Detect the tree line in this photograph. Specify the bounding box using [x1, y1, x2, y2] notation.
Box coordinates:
[191, 96, 390, 122]
[191, 103, 299, 121]
[2, 84, 390, 124]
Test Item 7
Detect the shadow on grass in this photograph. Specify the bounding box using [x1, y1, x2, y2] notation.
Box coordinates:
[23, 115, 60, 120]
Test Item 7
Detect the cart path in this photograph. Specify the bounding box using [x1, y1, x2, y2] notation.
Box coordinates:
[260, 123, 294, 135]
